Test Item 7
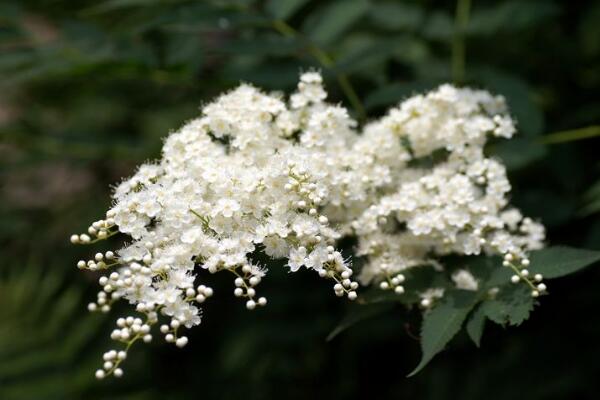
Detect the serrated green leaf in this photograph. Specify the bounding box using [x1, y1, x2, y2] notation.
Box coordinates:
[466, 304, 486, 347]
[305, 0, 370, 46]
[528, 246, 600, 279]
[465, 255, 513, 289]
[481, 285, 533, 326]
[267, 0, 309, 20]
[408, 290, 477, 376]
[326, 303, 394, 341]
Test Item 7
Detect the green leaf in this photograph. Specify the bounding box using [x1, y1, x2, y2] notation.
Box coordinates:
[305, 0, 370, 46]
[481, 285, 533, 326]
[408, 290, 477, 376]
[422, 11, 453, 41]
[579, 2, 600, 57]
[466, 255, 512, 289]
[367, 2, 424, 31]
[326, 303, 394, 341]
[466, 305, 486, 347]
[528, 246, 600, 279]
[490, 137, 547, 170]
[468, 1, 560, 36]
[82, 0, 179, 15]
[267, 0, 309, 20]
[581, 179, 600, 216]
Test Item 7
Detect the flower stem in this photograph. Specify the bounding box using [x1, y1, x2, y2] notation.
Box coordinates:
[452, 0, 472, 84]
[539, 125, 600, 144]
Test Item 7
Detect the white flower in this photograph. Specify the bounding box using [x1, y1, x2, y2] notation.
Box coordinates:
[73, 72, 545, 379]
[288, 247, 307, 272]
[452, 269, 479, 291]
[213, 198, 241, 218]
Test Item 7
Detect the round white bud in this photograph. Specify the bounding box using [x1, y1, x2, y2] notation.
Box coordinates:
[537, 283, 547, 292]
[176, 336, 189, 348]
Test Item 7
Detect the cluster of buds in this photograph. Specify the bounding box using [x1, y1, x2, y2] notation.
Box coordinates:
[96, 314, 156, 379]
[160, 319, 189, 348]
[230, 264, 267, 310]
[77, 251, 117, 271]
[70, 213, 117, 244]
[503, 253, 547, 297]
[319, 253, 359, 300]
[379, 272, 406, 295]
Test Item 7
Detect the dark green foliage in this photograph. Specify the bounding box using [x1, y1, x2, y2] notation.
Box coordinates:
[0, 263, 106, 399]
[402, 247, 600, 374]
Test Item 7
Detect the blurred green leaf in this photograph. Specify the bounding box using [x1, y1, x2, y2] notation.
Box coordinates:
[0, 262, 107, 399]
[579, 2, 600, 57]
[267, 0, 309, 20]
[581, 179, 600, 216]
[326, 303, 394, 341]
[489, 137, 547, 170]
[82, 0, 184, 15]
[528, 246, 600, 279]
[473, 68, 544, 136]
[305, 0, 370, 46]
[422, 11, 453, 41]
[367, 1, 424, 32]
[468, 1, 560, 35]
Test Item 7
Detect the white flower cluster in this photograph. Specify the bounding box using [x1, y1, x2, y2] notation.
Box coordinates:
[71, 72, 545, 378]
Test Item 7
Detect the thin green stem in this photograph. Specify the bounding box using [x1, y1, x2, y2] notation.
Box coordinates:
[539, 125, 600, 144]
[272, 20, 366, 122]
[506, 262, 538, 292]
[86, 229, 118, 244]
[452, 0, 472, 84]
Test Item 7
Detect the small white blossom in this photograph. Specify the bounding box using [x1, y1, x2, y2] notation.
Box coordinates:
[452, 269, 479, 291]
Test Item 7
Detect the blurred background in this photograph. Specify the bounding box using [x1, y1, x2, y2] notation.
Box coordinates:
[1, 0, 599, 399]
